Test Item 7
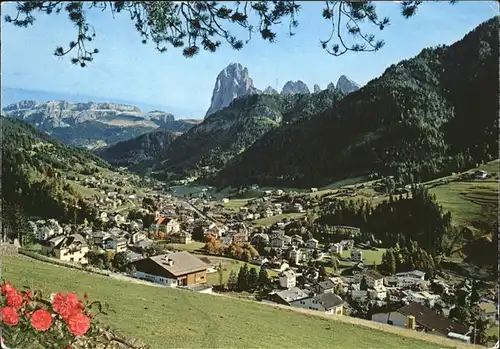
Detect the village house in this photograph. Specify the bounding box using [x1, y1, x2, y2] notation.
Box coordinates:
[279, 269, 297, 289]
[289, 247, 304, 265]
[292, 203, 305, 213]
[133, 239, 154, 253]
[351, 290, 369, 301]
[371, 302, 469, 342]
[314, 279, 336, 294]
[104, 236, 128, 253]
[91, 231, 110, 247]
[405, 290, 440, 308]
[151, 217, 181, 234]
[306, 238, 319, 250]
[291, 234, 304, 247]
[356, 270, 385, 288]
[268, 234, 284, 248]
[389, 289, 409, 303]
[134, 251, 208, 287]
[97, 211, 109, 223]
[386, 270, 428, 288]
[44, 234, 89, 264]
[250, 233, 269, 247]
[369, 284, 388, 300]
[266, 287, 310, 306]
[351, 249, 363, 262]
[35, 219, 63, 241]
[329, 243, 343, 254]
[478, 301, 498, 323]
[396, 270, 426, 280]
[41, 235, 66, 253]
[130, 231, 147, 245]
[129, 219, 144, 231]
[269, 231, 288, 248]
[111, 213, 126, 225]
[232, 231, 249, 244]
[170, 231, 193, 244]
[291, 292, 344, 315]
[275, 261, 290, 272]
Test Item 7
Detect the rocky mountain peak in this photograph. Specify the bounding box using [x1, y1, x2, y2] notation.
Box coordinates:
[280, 80, 310, 95]
[336, 75, 361, 94]
[327, 82, 336, 91]
[205, 63, 260, 118]
[313, 84, 321, 93]
[263, 86, 279, 95]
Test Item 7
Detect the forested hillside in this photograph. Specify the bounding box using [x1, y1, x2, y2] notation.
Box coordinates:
[1, 116, 107, 230]
[211, 17, 498, 188]
[96, 128, 179, 170]
[148, 88, 345, 181]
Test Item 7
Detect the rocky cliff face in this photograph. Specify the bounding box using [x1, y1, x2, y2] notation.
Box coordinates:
[281, 80, 310, 95]
[205, 63, 260, 118]
[313, 84, 321, 93]
[327, 82, 336, 91]
[336, 75, 361, 94]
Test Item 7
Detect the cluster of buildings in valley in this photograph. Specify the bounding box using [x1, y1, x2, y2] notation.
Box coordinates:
[22, 180, 498, 347]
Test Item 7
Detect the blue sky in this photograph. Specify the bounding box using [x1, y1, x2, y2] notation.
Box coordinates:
[1, 1, 498, 118]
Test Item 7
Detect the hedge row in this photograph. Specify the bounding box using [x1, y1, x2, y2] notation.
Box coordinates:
[18, 249, 110, 277]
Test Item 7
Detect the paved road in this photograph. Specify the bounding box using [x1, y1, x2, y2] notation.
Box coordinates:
[177, 198, 224, 226]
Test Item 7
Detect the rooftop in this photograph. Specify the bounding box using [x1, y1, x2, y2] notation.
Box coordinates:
[312, 292, 344, 309]
[274, 287, 310, 303]
[150, 251, 208, 277]
[397, 302, 469, 336]
[364, 269, 384, 280]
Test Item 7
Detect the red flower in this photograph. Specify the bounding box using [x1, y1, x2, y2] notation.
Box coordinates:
[67, 312, 90, 336]
[1, 282, 15, 295]
[52, 292, 83, 321]
[30, 309, 53, 331]
[6, 290, 24, 310]
[1, 306, 19, 326]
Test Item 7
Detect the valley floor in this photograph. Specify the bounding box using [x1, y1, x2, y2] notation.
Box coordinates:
[2, 255, 476, 349]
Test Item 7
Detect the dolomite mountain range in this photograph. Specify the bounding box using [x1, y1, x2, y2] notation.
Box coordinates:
[205, 62, 361, 117]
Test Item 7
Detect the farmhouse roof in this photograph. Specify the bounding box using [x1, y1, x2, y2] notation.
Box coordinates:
[397, 302, 469, 336]
[150, 251, 208, 277]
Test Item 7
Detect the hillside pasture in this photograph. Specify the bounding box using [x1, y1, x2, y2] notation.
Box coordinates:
[2, 256, 458, 349]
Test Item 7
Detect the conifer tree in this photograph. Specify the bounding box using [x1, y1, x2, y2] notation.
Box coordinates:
[227, 270, 238, 291]
[247, 267, 259, 291]
[236, 264, 249, 292]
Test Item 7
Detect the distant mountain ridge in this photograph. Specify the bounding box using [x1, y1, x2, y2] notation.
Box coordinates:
[2, 100, 201, 149]
[1, 86, 203, 116]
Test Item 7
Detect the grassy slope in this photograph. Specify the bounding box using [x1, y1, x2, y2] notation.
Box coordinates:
[428, 160, 498, 228]
[2, 256, 454, 349]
